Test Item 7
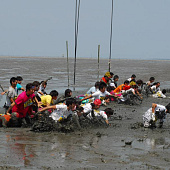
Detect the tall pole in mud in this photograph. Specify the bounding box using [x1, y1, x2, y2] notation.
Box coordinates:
[109, 0, 114, 72]
[74, 0, 81, 91]
[66, 41, 69, 88]
[98, 45, 100, 79]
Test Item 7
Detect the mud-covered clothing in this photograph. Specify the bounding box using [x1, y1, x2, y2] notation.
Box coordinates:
[86, 86, 97, 95]
[5, 87, 17, 107]
[87, 110, 108, 120]
[143, 104, 166, 127]
[92, 90, 111, 101]
[150, 85, 160, 94]
[152, 91, 166, 98]
[54, 95, 70, 104]
[49, 104, 73, 122]
[12, 91, 35, 118]
[82, 103, 92, 115]
[40, 95, 53, 106]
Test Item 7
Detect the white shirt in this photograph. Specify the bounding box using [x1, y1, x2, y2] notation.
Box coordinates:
[92, 90, 111, 100]
[152, 91, 166, 98]
[49, 104, 73, 122]
[151, 85, 160, 93]
[86, 86, 97, 95]
[82, 103, 92, 114]
[6, 86, 17, 106]
[110, 82, 116, 89]
[143, 104, 166, 122]
[87, 110, 108, 120]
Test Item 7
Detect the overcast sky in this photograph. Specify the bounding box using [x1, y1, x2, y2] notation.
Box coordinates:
[0, 0, 169, 59]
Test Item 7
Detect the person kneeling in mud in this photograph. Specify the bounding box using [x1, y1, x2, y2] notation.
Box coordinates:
[143, 103, 170, 128]
[2, 83, 36, 127]
[37, 98, 76, 123]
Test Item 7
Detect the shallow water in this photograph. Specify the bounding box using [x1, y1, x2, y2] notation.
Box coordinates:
[0, 56, 170, 169]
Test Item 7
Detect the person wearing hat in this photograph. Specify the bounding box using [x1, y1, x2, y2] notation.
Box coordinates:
[82, 99, 102, 117]
[100, 72, 111, 85]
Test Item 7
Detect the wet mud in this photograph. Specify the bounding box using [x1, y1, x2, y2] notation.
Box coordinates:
[0, 56, 170, 169]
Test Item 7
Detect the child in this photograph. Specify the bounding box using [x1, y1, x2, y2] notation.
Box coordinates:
[87, 108, 113, 125]
[143, 103, 170, 128]
[38, 98, 76, 122]
[40, 90, 58, 107]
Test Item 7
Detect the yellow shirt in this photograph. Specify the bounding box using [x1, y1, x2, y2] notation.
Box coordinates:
[40, 95, 53, 106]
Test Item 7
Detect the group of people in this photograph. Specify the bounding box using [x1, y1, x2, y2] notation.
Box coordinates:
[0, 72, 169, 129]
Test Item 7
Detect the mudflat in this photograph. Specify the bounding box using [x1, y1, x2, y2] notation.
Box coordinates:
[0, 56, 170, 169]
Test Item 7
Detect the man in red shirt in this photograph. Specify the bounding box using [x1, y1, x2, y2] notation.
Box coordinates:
[5, 83, 36, 127]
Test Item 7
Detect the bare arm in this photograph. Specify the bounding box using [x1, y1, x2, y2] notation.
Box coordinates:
[152, 103, 157, 113]
[39, 105, 56, 112]
[6, 102, 16, 115]
[80, 95, 92, 101]
[21, 87, 25, 91]
[1, 89, 8, 95]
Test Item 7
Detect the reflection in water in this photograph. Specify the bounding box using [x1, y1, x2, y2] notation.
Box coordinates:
[133, 137, 167, 150]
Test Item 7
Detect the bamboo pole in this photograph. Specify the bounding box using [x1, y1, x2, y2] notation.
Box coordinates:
[98, 45, 100, 79]
[66, 41, 69, 88]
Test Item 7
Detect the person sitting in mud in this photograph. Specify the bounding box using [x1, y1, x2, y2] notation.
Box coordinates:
[54, 89, 72, 104]
[3, 83, 36, 127]
[143, 103, 170, 128]
[37, 98, 76, 122]
[110, 75, 119, 90]
[86, 81, 100, 95]
[80, 82, 113, 103]
[127, 74, 136, 82]
[16, 76, 25, 95]
[87, 108, 113, 125]
[152, 89, 166, 98]
[100, 72, 112, 85]
[40, 90, 58, 107]
[4, 77, 18, 114]
[150, 82, 160, 94]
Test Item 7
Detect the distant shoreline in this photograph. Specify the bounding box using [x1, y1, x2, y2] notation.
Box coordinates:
[0, 55, 169, 62]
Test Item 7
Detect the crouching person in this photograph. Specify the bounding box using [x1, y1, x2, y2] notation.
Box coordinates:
[143, 103, 170, 128]
[38, 98, 76, 122]
[87, 108, 113, 125]
[3, 83, 36, 127]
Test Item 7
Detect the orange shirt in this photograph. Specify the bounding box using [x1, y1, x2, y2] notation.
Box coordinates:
[113, 84, 124, 93]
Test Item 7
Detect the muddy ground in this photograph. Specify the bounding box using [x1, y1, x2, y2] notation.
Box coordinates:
[0, 56, 170, 169]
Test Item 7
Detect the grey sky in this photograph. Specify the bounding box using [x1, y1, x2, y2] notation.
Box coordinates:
[0, 0, 169, 59]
